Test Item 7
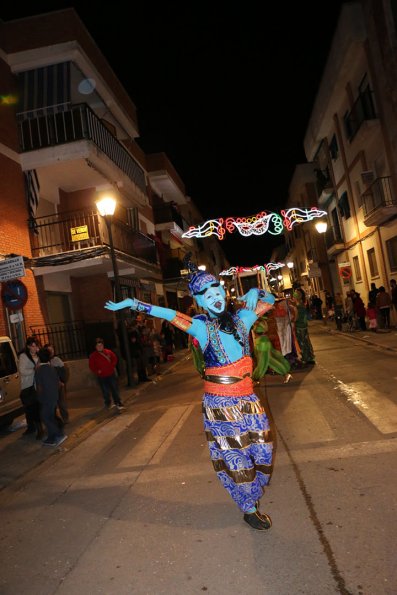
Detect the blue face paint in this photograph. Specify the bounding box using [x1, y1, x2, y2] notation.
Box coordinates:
[195, 282, 226, 316]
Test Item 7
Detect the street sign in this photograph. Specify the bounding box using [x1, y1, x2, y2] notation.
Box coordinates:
[1, 280, 28, 310]
[71, 225, 89, 241]
[0, 256, 26, 282]
[9, 312, 24, 323]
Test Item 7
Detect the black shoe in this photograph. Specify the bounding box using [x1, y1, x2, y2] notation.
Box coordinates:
[244, 510, 272, 530]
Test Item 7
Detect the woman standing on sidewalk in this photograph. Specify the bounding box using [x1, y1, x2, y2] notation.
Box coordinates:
[105, 257, 276, 532]
[18, 337, 44, 439]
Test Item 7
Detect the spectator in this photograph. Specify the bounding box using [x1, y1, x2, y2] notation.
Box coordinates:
[293, 289, 315, 365]
[18, 337, 44, 439]
[390, 279, 397, 327]
[89, 338, 125, 410]
[161, 320, 175, 362]
[345, 291, 355, 330]
[311, 294, 323, 320]
[368, 282, 379, 305]
[334, 292, 344, 331]
[127, 320, 150, 382]
[352, 291, 367, 331]
[35, 347, 67, 447]
[376, 286, 392, 329]
[366, 302, 377, 332]
[44, 343, 69, 424]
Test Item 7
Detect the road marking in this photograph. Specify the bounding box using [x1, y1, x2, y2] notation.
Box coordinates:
[149, 404, 196, 465]
[281, 388, 336, 444]
[118, 405, 191, 468]
[334, 380, 397, 434]
[278, 437, 397, 465]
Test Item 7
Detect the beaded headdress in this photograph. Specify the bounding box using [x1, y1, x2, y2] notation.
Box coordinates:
[183, 253, 218, 296]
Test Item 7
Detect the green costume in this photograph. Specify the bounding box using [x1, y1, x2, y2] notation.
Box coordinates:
[252, 318, 291, 381]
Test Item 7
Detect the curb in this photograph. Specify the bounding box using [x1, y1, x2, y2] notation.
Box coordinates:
[324, 326, 397, 353]
[0, 351, 192, 496]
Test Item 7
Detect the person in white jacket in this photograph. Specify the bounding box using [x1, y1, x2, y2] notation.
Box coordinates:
[18, 337, 43, 439]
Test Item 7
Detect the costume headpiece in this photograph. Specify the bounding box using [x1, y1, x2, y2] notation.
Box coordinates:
[183, 252, 218, 296]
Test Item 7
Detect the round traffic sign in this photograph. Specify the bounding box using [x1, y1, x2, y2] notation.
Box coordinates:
[1, 280, 28, 310]
[339, 266, 352, 280]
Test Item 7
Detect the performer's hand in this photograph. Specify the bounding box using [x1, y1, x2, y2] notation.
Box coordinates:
[105, 298, 136, 311]
[241, 288, 259, 310]
[259, 291, 275, 305]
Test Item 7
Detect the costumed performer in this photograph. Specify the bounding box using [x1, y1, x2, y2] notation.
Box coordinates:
[252, 317, 292, 383]
[105, 257, 276, 531]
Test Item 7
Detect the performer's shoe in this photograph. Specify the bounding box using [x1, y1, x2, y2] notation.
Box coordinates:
[243, 510, 272, 530]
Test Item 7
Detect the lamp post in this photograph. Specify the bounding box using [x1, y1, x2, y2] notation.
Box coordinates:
[315, 219, 333, 324]
[96, 196, 134, 387]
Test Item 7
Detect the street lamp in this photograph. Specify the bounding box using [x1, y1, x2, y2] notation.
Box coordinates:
[96, 195, 134, 387]
[315, 218, 333, 324]
[315, 220, 328, 234]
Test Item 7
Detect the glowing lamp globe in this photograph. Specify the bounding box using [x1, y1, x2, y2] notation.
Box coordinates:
[96, 196, 116, 217]
[315, 221, 328, 234]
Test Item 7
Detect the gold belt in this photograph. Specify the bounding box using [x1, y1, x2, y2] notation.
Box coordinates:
[203, 372, 251, 385]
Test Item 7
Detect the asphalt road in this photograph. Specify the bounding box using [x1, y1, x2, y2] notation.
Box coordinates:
[0, 324, 396, 595]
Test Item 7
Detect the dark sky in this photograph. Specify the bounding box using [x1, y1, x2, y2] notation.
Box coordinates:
[2, 1, 346, 266]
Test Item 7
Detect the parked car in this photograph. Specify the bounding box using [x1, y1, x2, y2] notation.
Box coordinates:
[0, 336, 22, 427]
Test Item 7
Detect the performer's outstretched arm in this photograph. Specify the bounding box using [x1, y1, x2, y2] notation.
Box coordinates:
[105, 298, 207, 346]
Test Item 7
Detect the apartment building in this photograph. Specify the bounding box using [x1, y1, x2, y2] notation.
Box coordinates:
[0, 10, 227, 357]
[281, 164, 333, 303]
[301, 0, 397, 306]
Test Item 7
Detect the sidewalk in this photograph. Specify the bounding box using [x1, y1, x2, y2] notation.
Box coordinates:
[0, 349, 190, 491]
[310, 319, 397, 352]
[65, 349, 190, 439]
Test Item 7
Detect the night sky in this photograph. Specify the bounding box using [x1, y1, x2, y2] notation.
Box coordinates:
[2, 1, 347, 266]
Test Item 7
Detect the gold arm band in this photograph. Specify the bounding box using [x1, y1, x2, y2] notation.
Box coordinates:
[171, 312, 193, 332]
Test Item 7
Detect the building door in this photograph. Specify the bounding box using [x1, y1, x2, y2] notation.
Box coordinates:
[46, 292, 72, 323]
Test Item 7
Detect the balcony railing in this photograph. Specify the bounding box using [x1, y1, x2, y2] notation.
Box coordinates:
[344, 86, 377, 141]
[30, 208, 157, 263]
[325, 225, 344, 249]
[362, 176, 397, 217]
[17, 103, 146, 195]
[153, 204, 185, 231]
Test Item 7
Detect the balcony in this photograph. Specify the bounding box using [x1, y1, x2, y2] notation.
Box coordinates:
[325, 225, 345, 256]
[30, 208, 157, 264]
[315, 168, 334, 205]
[153, 204, 185, 233]
[17, 103, 146, 195]
[162, 257, 185, 281]
[362, 176, 397, 227]
[344, 87, 377, 143]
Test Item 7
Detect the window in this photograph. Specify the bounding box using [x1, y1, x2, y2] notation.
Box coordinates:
[0, 341, 17, 377]
[367, 248, 379, 277]
[386, 235, 397, 271]
[338, 191, 351, 219]
[329, 135, 339, 160]
[353, 256, 362, 281]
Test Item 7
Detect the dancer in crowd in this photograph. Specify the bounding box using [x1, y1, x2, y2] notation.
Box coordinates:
[252, 316, 292, 383]
[105, 257, 276, 531]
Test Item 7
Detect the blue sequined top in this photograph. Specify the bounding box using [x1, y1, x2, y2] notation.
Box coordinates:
[194, 313, 251, 368]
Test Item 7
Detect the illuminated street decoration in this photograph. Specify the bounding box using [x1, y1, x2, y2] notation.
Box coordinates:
[182, 207, 326, 239]
[220, 262, 285, 276]
[281, 207, 327, 231]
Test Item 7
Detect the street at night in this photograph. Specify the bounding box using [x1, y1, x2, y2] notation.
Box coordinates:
[1, 323, 396, 595]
